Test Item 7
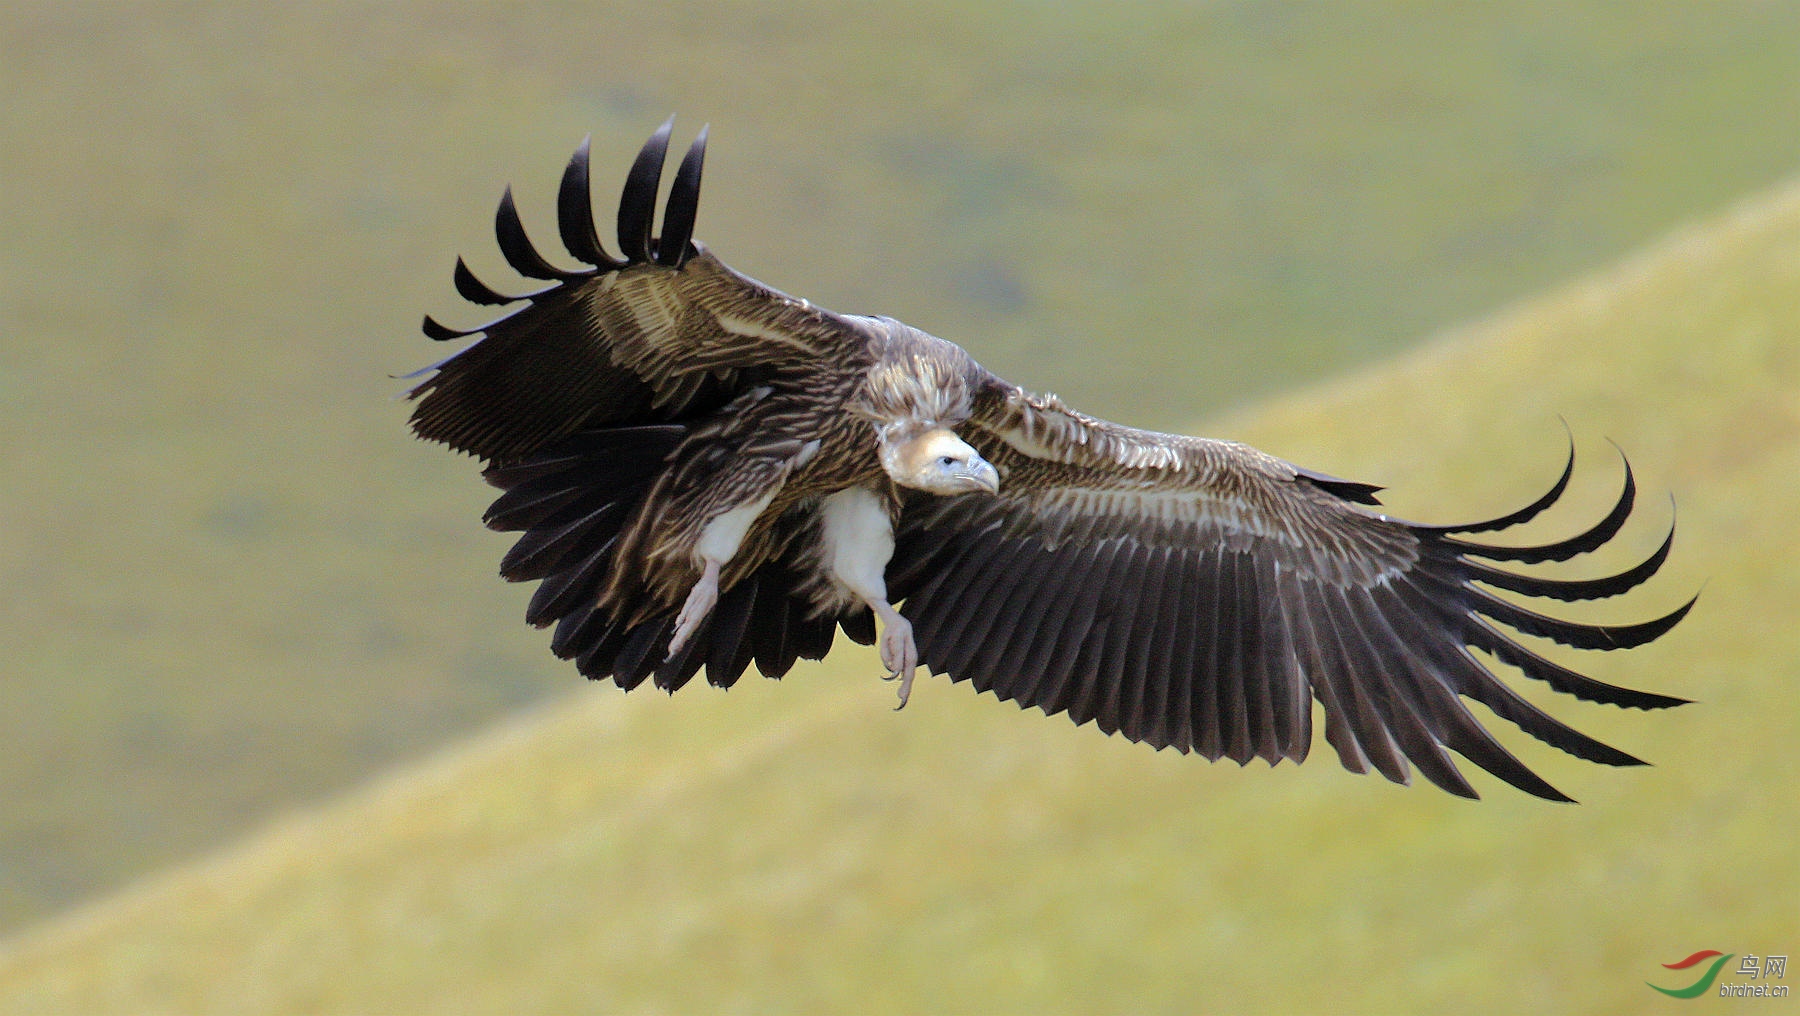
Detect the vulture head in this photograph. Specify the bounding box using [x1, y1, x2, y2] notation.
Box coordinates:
[878, 424, 1000, 496]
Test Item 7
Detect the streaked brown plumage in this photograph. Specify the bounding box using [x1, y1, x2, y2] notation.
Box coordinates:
[408, 119, 1692, 801]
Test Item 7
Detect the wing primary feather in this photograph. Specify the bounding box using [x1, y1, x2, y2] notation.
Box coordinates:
[1414, 438, 1575, 535]
[1451, 521, 1674, 601]
[453, 256, 527, 306]
[1382, 583, 1656, 768]
[494, 185, 581, 281]
[397, 346, 471, 380]
[1460, 612, 1690, 709]
[1446, 641, 1646, 775]
[557, 135, 623, 269]
[421, 314, 478, 341]
[1315, 586, 1413, 786]
[656, 124, 708, 267]
[1445, 642, 1649, 769]
[618, 116, 675, 263]
[1448, 577, 1696, 650]
[1450, 652, 1649, 768]
[1444, 454, 1634, 563]
[1283, 571, 1370, 775]
[1333, 589, 1482, 798]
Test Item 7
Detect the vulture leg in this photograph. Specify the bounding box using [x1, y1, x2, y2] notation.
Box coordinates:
[666, 491, 777, 661]
[661, 431, 823, 662]
[669, 557, 721, 659]
[819, 487, 918, 708]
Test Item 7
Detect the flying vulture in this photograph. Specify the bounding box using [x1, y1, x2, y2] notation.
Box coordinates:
[408, 119, 1691, 801]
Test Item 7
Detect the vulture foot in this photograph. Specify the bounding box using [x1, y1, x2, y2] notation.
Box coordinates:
[875, 604, 919, 709]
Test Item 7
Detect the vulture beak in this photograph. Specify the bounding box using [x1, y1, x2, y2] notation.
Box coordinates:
[960, 454, 1000, 494]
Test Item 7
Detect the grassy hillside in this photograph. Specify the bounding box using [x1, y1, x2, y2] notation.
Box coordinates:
[0, 168, 1793, 1015]
[8, 2, 1800, 936]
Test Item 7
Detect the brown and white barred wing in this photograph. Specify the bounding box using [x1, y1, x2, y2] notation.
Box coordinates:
[407, 120, 871, 463]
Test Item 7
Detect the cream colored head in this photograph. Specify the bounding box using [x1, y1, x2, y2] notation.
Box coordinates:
[879, 426, 1000, 496]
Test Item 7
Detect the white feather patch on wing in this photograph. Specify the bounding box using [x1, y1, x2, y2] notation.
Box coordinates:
[713, 311, 820, 356]
[1037, 486, 1255, 528]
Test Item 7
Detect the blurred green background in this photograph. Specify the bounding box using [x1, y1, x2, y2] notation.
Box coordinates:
[2, 3, 1797, 1012]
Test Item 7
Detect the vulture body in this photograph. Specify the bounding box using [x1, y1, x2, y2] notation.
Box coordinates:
[408, 120, 1691, 801]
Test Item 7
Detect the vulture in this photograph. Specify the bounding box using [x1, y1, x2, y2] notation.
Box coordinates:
[407, 119, 1692, 802]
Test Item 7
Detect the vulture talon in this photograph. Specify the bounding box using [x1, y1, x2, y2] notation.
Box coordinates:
[890, 667, 918, 711]
[875, 605, 918, 709]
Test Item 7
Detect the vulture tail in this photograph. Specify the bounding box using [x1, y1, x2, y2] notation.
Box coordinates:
[485, 422, 851, 693]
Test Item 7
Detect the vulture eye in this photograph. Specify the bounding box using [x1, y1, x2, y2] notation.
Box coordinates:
[939, 456, 958, 468]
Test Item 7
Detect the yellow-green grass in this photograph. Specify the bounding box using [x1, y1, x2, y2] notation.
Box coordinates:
[1, 167, 1793, 1015]
[9, 2, 1800, 936]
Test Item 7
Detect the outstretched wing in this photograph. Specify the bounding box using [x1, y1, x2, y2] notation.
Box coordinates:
[408, 119, 871, 462]
[888, 382, 1692, 801]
